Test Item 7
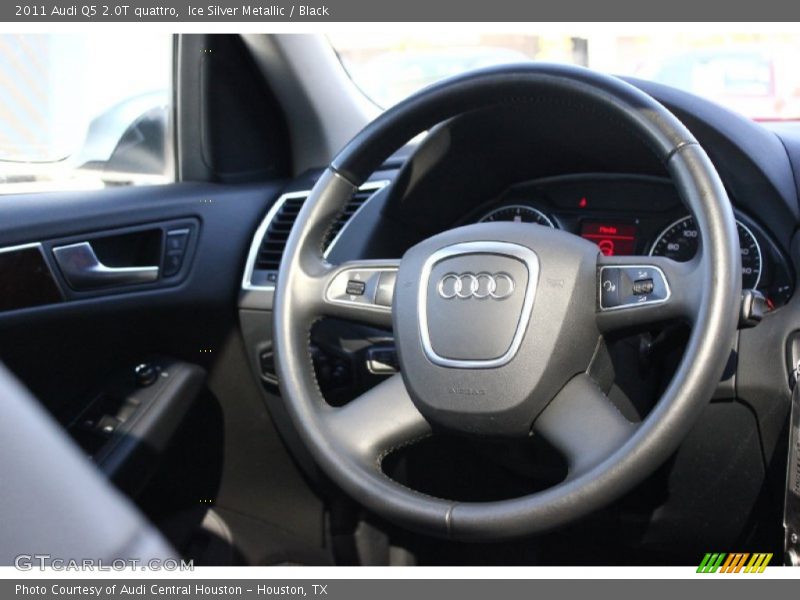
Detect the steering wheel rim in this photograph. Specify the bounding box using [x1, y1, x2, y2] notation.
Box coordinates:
[273, 63, 741, 541]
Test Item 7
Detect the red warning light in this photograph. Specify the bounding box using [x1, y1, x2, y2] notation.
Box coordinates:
[578, 197, 588, 208]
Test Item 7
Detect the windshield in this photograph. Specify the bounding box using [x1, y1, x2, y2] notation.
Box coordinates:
[329, 29, 800, 121]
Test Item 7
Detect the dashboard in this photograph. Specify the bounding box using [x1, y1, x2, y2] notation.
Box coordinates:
[463, 174, 795, 309]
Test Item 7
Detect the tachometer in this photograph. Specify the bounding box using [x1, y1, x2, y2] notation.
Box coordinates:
[479, 205, 556, 227]
[649, 216, 762, 289]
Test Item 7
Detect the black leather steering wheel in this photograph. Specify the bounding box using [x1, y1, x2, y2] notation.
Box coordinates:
[273, 64, 742, 541]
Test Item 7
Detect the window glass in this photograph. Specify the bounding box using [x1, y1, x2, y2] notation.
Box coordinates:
[0, 33, 173, 194]
[329, 30, 800, 121]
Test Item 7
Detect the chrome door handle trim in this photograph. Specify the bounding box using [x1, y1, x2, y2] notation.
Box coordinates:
[52, 242, 159, 290]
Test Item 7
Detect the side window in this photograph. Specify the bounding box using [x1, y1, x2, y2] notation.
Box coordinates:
[0, 33, 173, 194]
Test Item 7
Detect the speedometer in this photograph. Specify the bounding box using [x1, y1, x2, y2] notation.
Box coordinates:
[479, 205, 556, 227]
[649, 216, 762, 289]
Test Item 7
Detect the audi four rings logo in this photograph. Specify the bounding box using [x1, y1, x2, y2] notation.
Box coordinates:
[437, 272, 516, 300]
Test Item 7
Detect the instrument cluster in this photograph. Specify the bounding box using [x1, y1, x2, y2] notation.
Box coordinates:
[469, 174, 794, 309]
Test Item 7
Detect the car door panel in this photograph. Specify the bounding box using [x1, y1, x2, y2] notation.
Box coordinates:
[0, 181, 282, 422]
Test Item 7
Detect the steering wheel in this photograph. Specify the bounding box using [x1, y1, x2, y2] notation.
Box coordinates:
[273, 64, 741, 541]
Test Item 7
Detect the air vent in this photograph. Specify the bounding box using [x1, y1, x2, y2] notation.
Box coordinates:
[254, 194, 308, 270]
[252, 182, 387, 275]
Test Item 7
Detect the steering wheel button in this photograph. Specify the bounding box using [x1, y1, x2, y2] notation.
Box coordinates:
[375, 271, 396, 307]
[620, 267, 668, 304]
[326, 267, 397, 309]
[599, 267, 621, 309]
[345, 279, 367, 296]
[599, 266, 669, 309]
[632, 278, 655, 295]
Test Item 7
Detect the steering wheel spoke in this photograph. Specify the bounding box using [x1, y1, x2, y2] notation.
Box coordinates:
[321, 374, 431, 466]
[533, 374, 638, 477]
[595, 254, 702, 333]
[310, 260, 398, 328]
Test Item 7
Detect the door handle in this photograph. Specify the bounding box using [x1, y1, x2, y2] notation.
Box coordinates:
[52, 242, 159, 290]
